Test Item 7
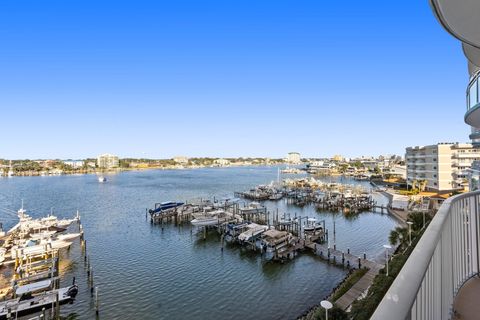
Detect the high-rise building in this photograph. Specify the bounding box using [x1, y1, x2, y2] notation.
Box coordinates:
[96, 154, 119, 169]
[286, 152, 301, 164]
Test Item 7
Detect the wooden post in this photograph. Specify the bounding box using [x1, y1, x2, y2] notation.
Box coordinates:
[95, 286, 99, 315]
[55, 291, 60, 320]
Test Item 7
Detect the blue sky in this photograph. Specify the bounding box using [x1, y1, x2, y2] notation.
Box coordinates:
[0, 1, 469, 159]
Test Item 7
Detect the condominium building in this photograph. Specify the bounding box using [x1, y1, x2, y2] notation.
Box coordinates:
[406, 143, 480, 191]
[286, 152, 301, 164]
[173, 156, 189, 164]
[96, 153, 119, 169]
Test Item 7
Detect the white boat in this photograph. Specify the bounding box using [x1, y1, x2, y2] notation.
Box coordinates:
[0, 248, 6, 264]
[304, 218, 323, 233]
[11, 239, 73, 259]
[238, 223, 268, 242]
[190, 209, 225, 227]
[98, 176, 106, 182]
[56, 232, 82, 242]
[0, 281, 78, 319]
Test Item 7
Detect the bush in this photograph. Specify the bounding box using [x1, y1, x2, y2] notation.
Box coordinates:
[313, 305, 348, 320]
[349, 225, 427, 320]
[331, 268, 369, 302]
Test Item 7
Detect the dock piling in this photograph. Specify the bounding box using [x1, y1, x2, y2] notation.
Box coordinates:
[95, 286, 99, 315]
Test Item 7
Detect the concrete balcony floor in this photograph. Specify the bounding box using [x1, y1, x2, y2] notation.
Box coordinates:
[453, 276, 480, 319]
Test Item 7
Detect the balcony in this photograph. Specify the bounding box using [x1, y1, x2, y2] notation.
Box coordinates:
[466, 74, 480, 128]
[372, 191, 480, 320]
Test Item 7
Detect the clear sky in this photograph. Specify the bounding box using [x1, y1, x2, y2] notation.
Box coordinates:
[0, 1, 470, 159]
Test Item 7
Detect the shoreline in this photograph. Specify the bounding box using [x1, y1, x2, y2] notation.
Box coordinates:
[297, 189, 395, 319]
[0, 163, 290, 178]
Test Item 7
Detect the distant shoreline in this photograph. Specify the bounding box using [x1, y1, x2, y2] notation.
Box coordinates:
[0, 163, 293, 177]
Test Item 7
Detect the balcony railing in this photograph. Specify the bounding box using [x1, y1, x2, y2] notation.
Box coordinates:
[372, 191, 480, 320]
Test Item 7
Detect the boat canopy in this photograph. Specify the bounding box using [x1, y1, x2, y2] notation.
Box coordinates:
[16, 279, 52, 295]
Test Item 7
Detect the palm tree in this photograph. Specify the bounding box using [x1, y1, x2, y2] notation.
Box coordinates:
[389, 226, 408, 246]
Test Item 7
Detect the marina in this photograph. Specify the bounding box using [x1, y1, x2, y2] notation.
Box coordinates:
[0, 166, 398, 319]
[0, 202, 94, 320]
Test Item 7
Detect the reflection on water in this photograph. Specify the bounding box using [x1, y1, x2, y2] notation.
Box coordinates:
[0, 167, 398, 320]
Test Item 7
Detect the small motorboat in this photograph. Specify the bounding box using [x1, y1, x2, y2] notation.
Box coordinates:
[304, 218, 323, 233]
[149, 201, 184, 214]
[98, 176, 106, 183]
[0, 279, 78, 319]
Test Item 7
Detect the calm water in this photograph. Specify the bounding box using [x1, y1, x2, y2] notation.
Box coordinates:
[0, 167, 398, 319]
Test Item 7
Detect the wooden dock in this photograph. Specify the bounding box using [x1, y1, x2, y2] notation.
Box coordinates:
[335, 263, 383, 310]
[312, 243, 381, 270]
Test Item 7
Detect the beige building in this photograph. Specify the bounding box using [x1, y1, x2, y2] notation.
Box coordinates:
[173, 156, 189, 164]
[286, 152, 301, 164]
[406, 143, 480, 191]
[214, 158, 230, 166]
[96, 153, 119, 169]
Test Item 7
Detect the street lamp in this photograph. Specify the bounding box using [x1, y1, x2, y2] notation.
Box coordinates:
[422, 210, 426, 229]
[320, 300, 333, 320]
[383, 244, 392, 276]
[407, 221, 413, 246]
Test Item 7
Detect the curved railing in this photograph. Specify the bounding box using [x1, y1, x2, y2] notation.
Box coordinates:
[372, 190, 480, 320]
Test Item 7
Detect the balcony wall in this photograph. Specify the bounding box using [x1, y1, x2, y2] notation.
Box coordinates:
[372, 191, 480, 320]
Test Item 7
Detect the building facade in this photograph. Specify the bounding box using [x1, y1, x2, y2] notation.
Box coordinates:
[406, 143, 480, 192]
[286, 152, 301, 164]
[96, 154, 119, 169]
[374, 2, 480, 319]
[62, 160, 84, 169]
[173, 156, 189, 164]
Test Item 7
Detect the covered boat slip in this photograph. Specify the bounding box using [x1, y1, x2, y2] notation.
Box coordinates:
[237, 223, 268, 242]
[262, 229, 291, 246]
[0, 285, 77, 320]
[15, 279, 52, 296]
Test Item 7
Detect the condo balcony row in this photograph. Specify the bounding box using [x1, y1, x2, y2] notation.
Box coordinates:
[466, 73, 480, 128]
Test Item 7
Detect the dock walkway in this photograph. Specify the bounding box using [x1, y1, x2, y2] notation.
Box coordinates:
[335, 263, 383, 310]
[312, 243, 384, 310]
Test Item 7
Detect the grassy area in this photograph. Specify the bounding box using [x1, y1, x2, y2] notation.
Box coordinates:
[331, 267, 369, 302]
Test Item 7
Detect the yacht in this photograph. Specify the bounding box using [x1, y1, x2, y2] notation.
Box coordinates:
[11, 238, 73, 259]
[190, 209, 225, 227]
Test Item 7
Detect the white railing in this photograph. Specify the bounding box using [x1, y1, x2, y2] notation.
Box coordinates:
[372, 191, 480, 320]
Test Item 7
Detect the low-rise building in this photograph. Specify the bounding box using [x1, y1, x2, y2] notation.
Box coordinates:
[173, 156, 189, 164]
[63, 160, 84, 169]
[214, 158, 230, 166]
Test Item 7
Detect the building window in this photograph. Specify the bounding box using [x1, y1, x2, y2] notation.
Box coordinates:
[434, 182, 437, 186]
[469, 79, 478, 109]
[433, 158, 437, 162]
[433, 166, 437, 169]
[434, 174, 437, 178]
